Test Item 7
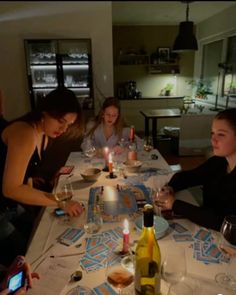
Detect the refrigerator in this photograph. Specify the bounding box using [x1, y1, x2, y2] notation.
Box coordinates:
[24, 39, 94, 111]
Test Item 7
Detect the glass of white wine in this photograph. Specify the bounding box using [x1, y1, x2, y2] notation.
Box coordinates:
[83, 138, 96, 158]
[106, 251, 134, 295]
[215, 215, 236, 290]
[54, 179, 74, 224]
[143, 136, 153, 152]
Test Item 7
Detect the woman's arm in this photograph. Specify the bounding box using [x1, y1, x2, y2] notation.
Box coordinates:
[2, 123, 83, 216]
[2, 122, 56, 206]
[168, 158, 215, 192]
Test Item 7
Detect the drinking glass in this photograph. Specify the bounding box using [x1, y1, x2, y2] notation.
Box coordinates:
[167, 282, 193, 295]
[161, 246, 186, 285]
[143, 136, 153, 152]
[54, 179, 74, 224]
[106, 251, 134, 295]
[84, 205, 103, 234]
[83, 138, 96, 158]
[215, 215, 236, 290]
[152, 176, 169, 216]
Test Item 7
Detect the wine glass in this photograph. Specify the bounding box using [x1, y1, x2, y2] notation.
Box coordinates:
[106, 251, 134, 295]
[143, 136, 153, 152]
[83, 138, 96, 158]
[152, 176, 169, 216]
[84, 204, 103, 234]
[161, 246, 186, 286]
[215, 215, 236, 290]
[167, 281, 194, 295]
[55, 179, 74, 224]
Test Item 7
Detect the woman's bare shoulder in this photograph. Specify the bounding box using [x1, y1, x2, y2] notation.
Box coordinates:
[3, 121, 35, 144]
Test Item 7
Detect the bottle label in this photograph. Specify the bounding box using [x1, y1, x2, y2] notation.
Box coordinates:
[134, 259, 161, 294]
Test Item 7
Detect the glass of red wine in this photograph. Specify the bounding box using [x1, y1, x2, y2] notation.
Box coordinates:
[106, 251, 134, 295]
[215, 215, 236, 290]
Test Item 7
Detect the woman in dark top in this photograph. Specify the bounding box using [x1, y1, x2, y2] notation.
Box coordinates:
[157, 108, 236, 231]
[0, 87, 84, 265]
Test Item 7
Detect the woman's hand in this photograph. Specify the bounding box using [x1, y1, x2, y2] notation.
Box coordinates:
[64, 200, 84, 217]
[155, 185, 175, 211]
[24, 262, 40, 289]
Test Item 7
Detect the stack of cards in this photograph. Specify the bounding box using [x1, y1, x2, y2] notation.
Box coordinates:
[170, 224, 230, 265]
[57, 227, 85, 246]
[192, 228, 230, 265]
[80, 227, 123, 273]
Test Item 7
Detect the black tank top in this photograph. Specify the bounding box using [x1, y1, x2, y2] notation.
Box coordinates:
[0, 119, 46, 210]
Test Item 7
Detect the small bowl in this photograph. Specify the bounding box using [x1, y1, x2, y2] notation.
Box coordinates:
[80, 168, 101, 182]
[123, 160, 142, 173]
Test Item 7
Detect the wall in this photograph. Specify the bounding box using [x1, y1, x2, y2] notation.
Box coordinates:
[113, 25, 195, 98]
[0, 2, 114, 120]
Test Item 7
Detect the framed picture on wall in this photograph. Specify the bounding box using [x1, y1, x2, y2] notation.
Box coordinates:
[158, 47, 170, 64]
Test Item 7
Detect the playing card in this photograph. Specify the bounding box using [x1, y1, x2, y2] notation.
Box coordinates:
[169, 222, 188, 233]
[94, 282, 117, 295]
[193, 228, 212, 242]
[58, 165, 74, 175]
[58, 227, 85, 246]
[173, 233, 194, 242]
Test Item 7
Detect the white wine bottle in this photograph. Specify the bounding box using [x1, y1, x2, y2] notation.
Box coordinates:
[135, 204, 161, 295]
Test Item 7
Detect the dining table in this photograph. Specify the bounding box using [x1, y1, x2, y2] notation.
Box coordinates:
[26, 149, 236, 295]
[140, 108, 181, 148]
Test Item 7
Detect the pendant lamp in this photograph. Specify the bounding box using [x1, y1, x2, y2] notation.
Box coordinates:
[173, 1, 198, 52]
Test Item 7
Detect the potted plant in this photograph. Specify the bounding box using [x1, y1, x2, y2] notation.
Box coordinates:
[187, 79, 213, 99]
[162, 83, 174, 96]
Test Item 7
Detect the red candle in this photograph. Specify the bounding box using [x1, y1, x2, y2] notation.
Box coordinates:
[122, 219, 129, 253]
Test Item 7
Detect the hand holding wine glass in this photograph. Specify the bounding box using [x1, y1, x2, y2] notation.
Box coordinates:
[55, 179, 83, 222]
[152, 176, 173, 216]
[215, 215, 236, 290]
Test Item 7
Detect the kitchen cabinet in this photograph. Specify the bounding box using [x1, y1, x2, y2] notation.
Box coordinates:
[24, 39, 93, 110]
[116, 53, 180, 74]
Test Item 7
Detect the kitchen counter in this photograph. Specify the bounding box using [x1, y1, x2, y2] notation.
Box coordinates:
[119, 96, 185, 100]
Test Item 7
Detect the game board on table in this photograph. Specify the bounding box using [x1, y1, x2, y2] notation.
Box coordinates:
[87, 184, 152, 223]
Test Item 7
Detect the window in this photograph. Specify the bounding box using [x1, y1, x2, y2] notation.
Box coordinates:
[202, 40, 223, 97]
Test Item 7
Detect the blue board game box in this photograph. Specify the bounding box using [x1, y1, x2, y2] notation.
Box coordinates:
[88, 184, 152, 223]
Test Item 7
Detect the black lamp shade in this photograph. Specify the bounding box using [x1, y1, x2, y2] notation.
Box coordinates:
[173, 21, 198, 52]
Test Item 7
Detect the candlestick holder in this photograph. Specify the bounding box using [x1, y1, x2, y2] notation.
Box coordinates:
[106, 172, 117, 179]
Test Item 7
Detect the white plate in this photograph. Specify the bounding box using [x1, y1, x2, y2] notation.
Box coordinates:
[134, 215, 169, 239]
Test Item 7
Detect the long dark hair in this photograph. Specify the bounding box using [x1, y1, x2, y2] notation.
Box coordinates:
[87, 97, 125, 139]
[13, 87, 84, 138]
[215, 108, 236, 134]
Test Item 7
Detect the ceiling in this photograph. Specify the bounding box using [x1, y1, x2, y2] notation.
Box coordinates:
[112, 1, 236, 26]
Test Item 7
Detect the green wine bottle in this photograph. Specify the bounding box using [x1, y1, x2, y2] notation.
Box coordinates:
[135, 204, 161, 295]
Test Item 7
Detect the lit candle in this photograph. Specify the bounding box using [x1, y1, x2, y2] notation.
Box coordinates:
[122, 219, 129, 253]
[108, 152, 113, 178]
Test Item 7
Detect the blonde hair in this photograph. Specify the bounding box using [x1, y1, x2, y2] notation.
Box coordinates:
[87, 97, 126, 139]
